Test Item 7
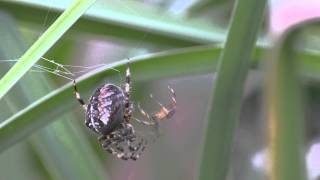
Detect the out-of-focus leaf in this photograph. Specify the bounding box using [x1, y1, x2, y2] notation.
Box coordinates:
[265, 20, 320, 180]
[188, 0, 233, 17]
[31, 118, 108, 180]
[0, 0, 228, 46]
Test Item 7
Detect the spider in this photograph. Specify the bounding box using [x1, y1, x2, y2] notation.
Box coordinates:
[72, 63, 176, 160]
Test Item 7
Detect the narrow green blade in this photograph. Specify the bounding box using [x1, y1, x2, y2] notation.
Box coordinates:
[0, 0, 96, 100]
[198, 0, 267, 179]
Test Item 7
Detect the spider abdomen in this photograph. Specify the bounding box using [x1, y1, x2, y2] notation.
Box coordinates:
[85, 84, 125, 135]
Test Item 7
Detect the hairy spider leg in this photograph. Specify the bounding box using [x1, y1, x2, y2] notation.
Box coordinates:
[99, 123, 146, 160]
[73, 79, 87, 110]
[121, 123, 147, 160]
[99, 127, 131, 160]
[101, 136, 131, 160]
[130, 136, 147, 160]
[136, 103, 160, 137]
[137, 85, 176, 123]
[152, 85, 176, 121]
[135, 103, 157, 126]
[123, 63, 132, 122]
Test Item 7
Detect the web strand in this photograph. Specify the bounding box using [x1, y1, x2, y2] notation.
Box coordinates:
[0, 57, 120, 81]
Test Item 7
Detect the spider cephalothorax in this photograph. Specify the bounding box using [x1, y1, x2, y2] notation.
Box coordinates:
[72, 63, 176, 160]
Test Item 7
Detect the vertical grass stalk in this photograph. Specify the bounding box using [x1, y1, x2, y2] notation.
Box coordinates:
[198, 0, 267, 179]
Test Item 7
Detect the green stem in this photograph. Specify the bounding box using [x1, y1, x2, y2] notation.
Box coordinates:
[198, 0, 267, 179]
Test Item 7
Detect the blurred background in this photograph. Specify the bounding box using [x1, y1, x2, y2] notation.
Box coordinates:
[0, 0, 320, 180]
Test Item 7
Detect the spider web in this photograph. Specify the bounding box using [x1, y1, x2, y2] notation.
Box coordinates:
[0, 57, 119, 81]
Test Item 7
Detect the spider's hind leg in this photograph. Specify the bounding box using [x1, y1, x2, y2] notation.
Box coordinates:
[99, 133, 132, 161]
[99, 122, 146, 161]
[129, 137, 147, 161]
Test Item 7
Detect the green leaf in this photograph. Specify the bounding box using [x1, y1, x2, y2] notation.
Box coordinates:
[0, 45, 222, 152]
[265, 20, 320, 180]
[197, 0, 267, 179]
[0, 0, 96, 100]
[0, 41, 319, 156]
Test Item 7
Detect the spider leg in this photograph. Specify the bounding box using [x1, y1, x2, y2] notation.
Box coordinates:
[129, 137, 147, 160]
[136, 103, 154, 124]
[137, 85, 176, 124]
[99, 123, 145, 161]
[150, 85, 176, 121]
[133, 103, 156, 126]
[72, 79, 87, 110]
[149, 94, 165, 108]
[132, 116, 157, 126]
[136, 103, 160, 135]
[137, 103, 159, 127]
[120, 123, 147, 160]
[123, 63, 131, 122]
[99, 132, 132, 160]
[120, 126, 147, 161]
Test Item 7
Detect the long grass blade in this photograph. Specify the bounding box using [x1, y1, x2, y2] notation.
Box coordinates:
[0, 42, 319, 154]
[0, 45, 239, 153]
[0, 0, 96, 100]
[197, 0, 267, 179]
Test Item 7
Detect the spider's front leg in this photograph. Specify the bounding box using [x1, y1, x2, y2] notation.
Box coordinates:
[72, 79, 87, 110]
[135, 85, 177, 126]
[123, 63, 131, 123]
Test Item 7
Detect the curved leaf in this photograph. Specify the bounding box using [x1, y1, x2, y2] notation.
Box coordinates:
[0, 45, 223, 152]
[0, 43, 319, 154]
[266, 19, 320, 180]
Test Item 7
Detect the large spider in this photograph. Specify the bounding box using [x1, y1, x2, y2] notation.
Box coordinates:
[72, 64, 176, 160]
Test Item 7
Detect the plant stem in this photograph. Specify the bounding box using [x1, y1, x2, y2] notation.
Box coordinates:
[197, 0, 267, 179]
